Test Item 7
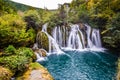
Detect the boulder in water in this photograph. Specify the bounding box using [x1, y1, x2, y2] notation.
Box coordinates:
[34, 49, 47, 57]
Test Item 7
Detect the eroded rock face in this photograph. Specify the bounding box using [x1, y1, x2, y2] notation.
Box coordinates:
[17, 62, 54, 80]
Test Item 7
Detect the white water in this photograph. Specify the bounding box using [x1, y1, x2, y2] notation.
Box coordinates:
[35, 23, 103, 61]
[42, 24, 63, 54]
[36, 23, 103, 54]
[52, 24, 102, 49]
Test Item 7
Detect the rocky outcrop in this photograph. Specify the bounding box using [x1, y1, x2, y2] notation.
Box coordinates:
[17, 62, 54, 80]
[34, 49, 47, 57]
[36, 31, 49, 51]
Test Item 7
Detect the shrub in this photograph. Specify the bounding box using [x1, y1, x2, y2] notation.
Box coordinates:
[0, 46, 36, 74]
[4, 45, 16, 55]
[0, 14, 36, 48]
[0, 55, 30, 73]
[16, 47, 36, 59]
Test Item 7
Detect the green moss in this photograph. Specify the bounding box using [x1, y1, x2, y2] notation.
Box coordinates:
[4, 45, 16, 56]
[36, 31, 49, 51]
[29, 62, 44, 70]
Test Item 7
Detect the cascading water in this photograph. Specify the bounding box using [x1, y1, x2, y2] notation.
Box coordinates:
[41, 24, 63, 53]
[67, 25, 84, 49]
[52, 24, 102, 50]
[35, 23, 103, 54]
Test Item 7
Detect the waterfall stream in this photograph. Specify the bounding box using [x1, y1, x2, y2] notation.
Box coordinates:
[35, 23, 103, 56]
[51, 24, 102, 50]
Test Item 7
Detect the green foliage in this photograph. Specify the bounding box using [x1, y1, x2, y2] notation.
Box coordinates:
[0, 46, 36, 74]
[103, 13, 120, 49]
[4, 45, 16, 55]
[24, 10, 42, 24]
[0, 55, 30, 73]
[0, 0, 16, 16]
[29, 62, 44, 70]
[0, 14, 36, 48]
[16, 47, 34, 58]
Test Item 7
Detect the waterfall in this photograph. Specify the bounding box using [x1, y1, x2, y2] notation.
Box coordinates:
[84, 24, 94, 48]
[91, 29, 102, 48]
[67, 25, 84, 49]
[51, 24, 102, 49]
[36, 23, 102, 53]
[42, 24, 63, 53]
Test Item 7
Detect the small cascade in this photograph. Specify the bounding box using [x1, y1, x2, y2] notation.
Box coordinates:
[91, 29, 102, 48]
[42, 24, 63, 53]
[67, 25, 84, 49]
[85, 24, 94, 48]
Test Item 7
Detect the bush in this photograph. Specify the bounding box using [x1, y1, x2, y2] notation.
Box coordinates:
[0, 46, 36, 74]
[4, 45, 16, 55]
[0, 55, 30, 73]
[0, 14, 36, 48]
[16, 47, 36, 59]
[102, 13, 120, 50]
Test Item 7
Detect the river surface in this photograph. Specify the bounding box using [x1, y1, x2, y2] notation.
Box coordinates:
[39, 50, 118, 80]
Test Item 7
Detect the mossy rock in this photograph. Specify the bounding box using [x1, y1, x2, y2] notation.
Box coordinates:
[36, 31, 49, 51]
[16, 62, 54, 80]
[0, 66, 13, 80]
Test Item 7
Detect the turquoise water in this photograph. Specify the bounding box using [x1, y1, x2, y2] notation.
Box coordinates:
[39, 50, 118, 80]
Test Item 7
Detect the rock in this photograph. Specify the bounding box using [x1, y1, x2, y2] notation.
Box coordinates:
[16, 62, 54, 80]
[79, 23, 84, 30]
[36, 31, 49, 51]
[34, 49, 47, 57]
[29, 70, 42, 80]
[40, 49, 47, 57]
[0, 66, 13, 80]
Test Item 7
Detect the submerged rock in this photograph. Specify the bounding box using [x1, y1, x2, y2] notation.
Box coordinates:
[17, 62, 54, 80]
